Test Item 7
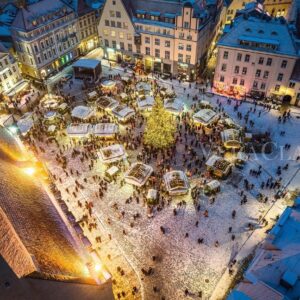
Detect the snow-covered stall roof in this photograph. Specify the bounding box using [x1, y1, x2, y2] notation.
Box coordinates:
[206, 180, 220, 190]
[163, 170, 189, 195]
[98, 144, 127, 163]
[97, 96, 118, 110]
[193, 109, 219, 126]
[88, 91, 97, 99]
[71, 106, 94, 120]
[67, 124, 90, 138]
[124, 162, 153, 187]
[17, 113, 34, 135]
[206, 155, 221, 167]
[164, 98, 184, 114]
[73, 59, 101, 69]
[137, 96, 155, 110]
[237, 151, 248, 162]
[92, 123, 119, 137]
[44, 111, 57, 120]
[101, 79, 116, 89]
[112, 105, 135, 121]
[136, 82, 151, 91]
[221, 129, 242, 149]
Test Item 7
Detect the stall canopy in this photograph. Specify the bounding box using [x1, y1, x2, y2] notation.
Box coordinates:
[193, 109, 219, 126]
[164, 98, 184, 114]
[71, 106, 94, 120]
[101, 80, 116, 89]
[124, 162, 153, 187]
[67, 123, 90, 138]
[73, 59, 101, 81]
[92, 123, 119, 137]
[137, 96, 155, 110]
[97, 96, 118, 110]
[163, 170, 189, 195]
[98, 144, 127, 163]
[17, 112, 34, 135]
[112, 105, 135, 121]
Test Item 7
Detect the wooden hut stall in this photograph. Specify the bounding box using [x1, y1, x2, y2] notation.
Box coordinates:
[163, 170, 189, 195]
[124, 162, 153, 187]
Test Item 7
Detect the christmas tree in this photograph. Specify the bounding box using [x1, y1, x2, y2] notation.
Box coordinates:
[144, 96, 176, 149]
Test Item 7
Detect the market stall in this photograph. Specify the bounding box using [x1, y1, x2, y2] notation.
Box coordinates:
[97, 96, 118, 111]
[112, 104, 135, 122]
[124, 162, 153, 187]
[164, 98, 184, 114]
[137, 96, 155, 111]
[71, 106, 94, 120]
[221, 129, 242, 150]
[206, 155, 232, 179]
[92, 123, 119, 138]
[98, 144, 127, 163]
[17, 112, 34, 135]
[235, 151, 248, 168]
[163, 170, 189, 195]
[87, 90, 98, 103]
[193, 109, 219, 127]
[43, 111, 58, 124]
[204, 180, 221, 195]
[67, 123, 90, 138]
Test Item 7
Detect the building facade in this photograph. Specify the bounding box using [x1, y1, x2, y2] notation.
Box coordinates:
[10, 0, 102, 80]
[263, 0, 292, 18]
[0, 43, 23, 96]
[98, 0, 218, 80]
[213, 14, 300, 105]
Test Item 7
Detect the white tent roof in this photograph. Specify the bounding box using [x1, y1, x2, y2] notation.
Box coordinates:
[98, 144, 126, 163]
[206, 180, 220, 190]
[112, 105, 135, 120]
[88, 91, 97, 99]
[44, 111, 57, 119]
[136, 82, 151, 91]
[124, 162, 153, 187]
[164, 98, 184, 113]
[71, 106, 94, 120]
[106, 166, 119, 177]
[67, 123, 90, 137]
[237, 152, 248, 161]
[101, 80, 116, 88]
[92, 123, 118, 136]
[193, 109, 218, 125]
[137, 96, 155, 110]
[48, 125, 56, 132]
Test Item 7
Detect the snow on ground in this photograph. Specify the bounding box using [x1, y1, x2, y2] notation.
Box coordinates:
[29, 63, 300, 299]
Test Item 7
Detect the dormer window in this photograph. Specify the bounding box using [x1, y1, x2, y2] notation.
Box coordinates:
[245, 28, 251, 32]
[271, 31, 278, 36]
[258, 30, 264, 34]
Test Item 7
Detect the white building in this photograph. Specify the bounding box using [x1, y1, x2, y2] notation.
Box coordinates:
[0, 43, 23, 96]
[98, 0, 220, 80]
[213, 13, 300, 105]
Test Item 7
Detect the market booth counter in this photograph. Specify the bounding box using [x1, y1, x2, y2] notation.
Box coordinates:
[206, 155, 232, 179]
[163, 170, 189, 195]
[124, 162, 153, 187]
[112, 104, 135, 123]
[98, 144, 127, 164]
[221, 129, 242, 150]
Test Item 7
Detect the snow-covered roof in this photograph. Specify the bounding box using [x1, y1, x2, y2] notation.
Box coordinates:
[163, 170, 189, 195]
[67, 123, 90, 137]
[112, 105, 135, 120]
[164, 98, 184, 113]
[71, 106, 94, 119]
[137, 96, 154, 110]
[232, 205, 300, 299]
[17, 113, 34, 135]
[97, 96, 118, 110]
[221, 129, 241, 148]
[206, 180, 220, 190]
[106, 165, 119, 177]
[73, 59, 101, 69]
[98, 144, 126, 163]
[101, 79, 116, 88]
[92, 123, 118, 136]
[88, 91, 97, 99]
[44, 111, 57, 120]
[136, 81, 151, 91]
[218, 16, 297, 57]
[124, 162, 153, 187]
[193, 109, 218, 126]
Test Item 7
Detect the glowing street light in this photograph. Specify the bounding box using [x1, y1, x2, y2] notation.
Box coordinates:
[23, 167, 36, 176]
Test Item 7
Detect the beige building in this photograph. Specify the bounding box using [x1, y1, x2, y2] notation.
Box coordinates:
[11, 0, 102, 80]
[0, 43, 23, 96]
[213, 14, 300, 106]
[98, 0, 219, 80]
[264, 0, 293, 18]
